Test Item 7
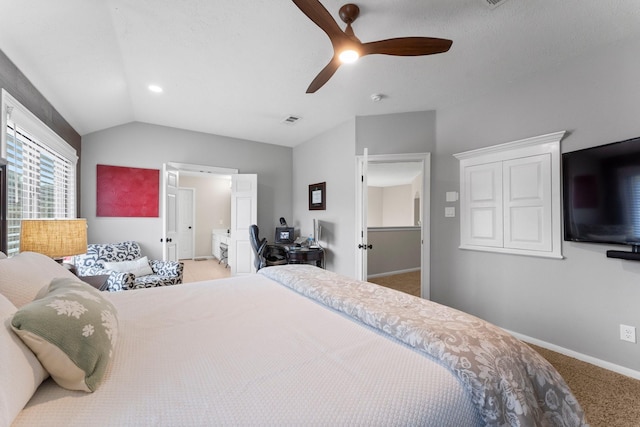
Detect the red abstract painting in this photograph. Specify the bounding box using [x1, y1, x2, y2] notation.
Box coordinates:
[97, 165, 160, 217]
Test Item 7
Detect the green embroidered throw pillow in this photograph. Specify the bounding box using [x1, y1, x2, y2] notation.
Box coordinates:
[11, 277, 118, 392]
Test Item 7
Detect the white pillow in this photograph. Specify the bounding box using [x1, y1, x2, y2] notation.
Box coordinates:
[0, 252, 77, 307]
[103, 256, 153, 277]
[0, 293, 48, 426]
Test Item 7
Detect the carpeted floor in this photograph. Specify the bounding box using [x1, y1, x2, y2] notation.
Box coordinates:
[529, 344, 640, 426]
[368, 270, 421, 297]
[183, 264, 640, 425]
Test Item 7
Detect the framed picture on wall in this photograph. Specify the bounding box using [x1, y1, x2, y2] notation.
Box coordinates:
[309, 182, 326, 210]
[96, 164, 160, 217]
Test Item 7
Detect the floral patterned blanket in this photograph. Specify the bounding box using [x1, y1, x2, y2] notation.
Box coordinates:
[260, 265, 587, 427]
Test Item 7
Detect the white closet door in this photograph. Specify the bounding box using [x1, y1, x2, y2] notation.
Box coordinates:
[230, 174, 257, 275]
[462, 162, 503, 248]
[503, 154, 551, 251]
[162, 164, 180, 261]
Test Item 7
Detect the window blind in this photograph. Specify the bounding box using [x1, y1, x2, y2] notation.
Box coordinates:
[2, 90, 77, 256]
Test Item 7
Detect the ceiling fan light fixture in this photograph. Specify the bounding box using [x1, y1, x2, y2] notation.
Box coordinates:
[293, 0, 452, 93]
[338, 49, 360, 64]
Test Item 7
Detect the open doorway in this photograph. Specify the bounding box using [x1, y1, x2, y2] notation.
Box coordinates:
[178, 173, 232, 261]
[162, 162, 257, 276]
[163, 162, 236, 272]
[366, 161, 423, 297]
[355, 153, 430, 299]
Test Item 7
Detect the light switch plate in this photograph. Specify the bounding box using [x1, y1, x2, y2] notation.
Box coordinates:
[445, 207, 456, 217]
[446, 191, 459, 202]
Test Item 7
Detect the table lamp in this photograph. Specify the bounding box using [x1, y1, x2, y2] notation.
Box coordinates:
[19, 219, 88, 262]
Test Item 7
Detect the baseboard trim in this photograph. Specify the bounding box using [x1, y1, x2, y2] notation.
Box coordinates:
[367, 267, 420, 279]
[505, 329, 640, 380]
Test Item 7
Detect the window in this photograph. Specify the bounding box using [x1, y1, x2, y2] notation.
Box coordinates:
[1, 89, 77, 256]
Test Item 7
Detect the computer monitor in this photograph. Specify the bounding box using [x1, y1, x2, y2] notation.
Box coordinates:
[275, 227, 294, 244]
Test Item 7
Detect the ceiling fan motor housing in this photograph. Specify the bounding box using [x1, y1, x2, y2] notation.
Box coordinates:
[339, 4, 360, 24]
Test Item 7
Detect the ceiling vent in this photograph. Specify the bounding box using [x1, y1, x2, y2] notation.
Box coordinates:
[480, 0, 509, 9]
[281, 115, 301, 125]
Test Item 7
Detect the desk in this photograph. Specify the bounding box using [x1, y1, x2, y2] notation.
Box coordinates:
[285, 246, 324, 268]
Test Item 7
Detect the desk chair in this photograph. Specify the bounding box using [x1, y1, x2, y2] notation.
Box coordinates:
[249, 224, 288, 271]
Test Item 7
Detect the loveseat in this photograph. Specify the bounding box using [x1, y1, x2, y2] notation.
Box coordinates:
[74, 241, 183, 291]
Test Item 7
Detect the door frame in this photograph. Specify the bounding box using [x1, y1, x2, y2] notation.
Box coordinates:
[162, 162, 238, 263]
[355, 152, 431, 299]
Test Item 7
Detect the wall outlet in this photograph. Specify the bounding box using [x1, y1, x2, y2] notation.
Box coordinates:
[620, 324, 636, 343]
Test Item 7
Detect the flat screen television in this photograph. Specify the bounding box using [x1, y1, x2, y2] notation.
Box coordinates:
[563, 135, 640, 258]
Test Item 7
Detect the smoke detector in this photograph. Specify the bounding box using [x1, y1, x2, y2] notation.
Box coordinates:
[281, 115, 301, 125]
[370, 93, 384, 102]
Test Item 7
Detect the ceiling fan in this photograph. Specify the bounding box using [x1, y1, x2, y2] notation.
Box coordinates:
[292, 0, 453, 93]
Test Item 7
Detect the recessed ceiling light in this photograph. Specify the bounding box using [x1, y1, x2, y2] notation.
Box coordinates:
[148, 84, 163, 93]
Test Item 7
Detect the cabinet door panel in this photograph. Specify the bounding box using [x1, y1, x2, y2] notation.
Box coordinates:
[503, 154, 551, 251]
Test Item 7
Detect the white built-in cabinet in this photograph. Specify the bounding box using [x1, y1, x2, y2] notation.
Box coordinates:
[454, 131, 565, 259]
[211, 229, 230, 260]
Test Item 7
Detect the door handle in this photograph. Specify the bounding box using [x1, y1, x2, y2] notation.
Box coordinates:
[358, 244, 373, 250]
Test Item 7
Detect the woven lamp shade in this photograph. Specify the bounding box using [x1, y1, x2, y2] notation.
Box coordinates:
[19, 219, 88, 259]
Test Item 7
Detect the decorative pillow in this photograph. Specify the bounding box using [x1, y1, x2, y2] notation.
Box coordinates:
[11, 278, 118, 392]
[0, 294, 48, 426]
[103, 256, 153, 277]
[0, 251, 77, 307]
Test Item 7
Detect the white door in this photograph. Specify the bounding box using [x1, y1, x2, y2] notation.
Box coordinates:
[230, 174, 257, 275]
[355, 148, 368, 281]
[162, 164, 180, 261]
[178, 188, 195, 259]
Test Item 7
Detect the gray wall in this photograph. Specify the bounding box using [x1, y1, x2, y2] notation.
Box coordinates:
[367, 228, 421, 276]
[356, 110, 436, 156]
[292, 119, 356, 276]
[81, 122, 292, 260]
[293, 112, 436, 277]
[0, 49, 81, 216]
[431, 34, 640, 372]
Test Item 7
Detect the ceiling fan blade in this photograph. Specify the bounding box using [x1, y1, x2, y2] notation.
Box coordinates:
[361, 37, 452, 56]
[306, 57, 341, 93]
[292, 0, 344, 41]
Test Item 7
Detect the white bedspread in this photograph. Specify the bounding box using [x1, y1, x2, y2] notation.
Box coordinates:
[14, 273, 481, 426]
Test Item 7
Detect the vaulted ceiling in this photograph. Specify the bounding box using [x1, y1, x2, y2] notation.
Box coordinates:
[1, 0, 639, 147]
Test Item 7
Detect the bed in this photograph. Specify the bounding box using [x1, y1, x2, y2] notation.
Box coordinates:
[0, 252, 586, 426]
